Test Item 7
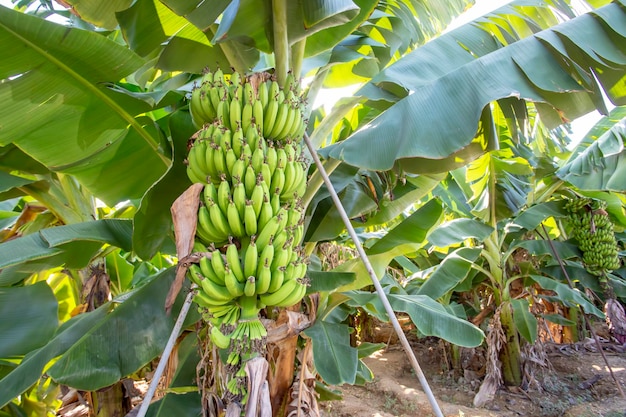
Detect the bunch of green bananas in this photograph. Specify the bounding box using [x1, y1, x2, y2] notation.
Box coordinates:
[189, 68, 306, 142]
[184, 69, 310, 400]
[186, 123, 307, 199]
[565, 197, 622, 277]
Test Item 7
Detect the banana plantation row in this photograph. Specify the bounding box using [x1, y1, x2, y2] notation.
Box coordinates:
[0, 0, 625, 416]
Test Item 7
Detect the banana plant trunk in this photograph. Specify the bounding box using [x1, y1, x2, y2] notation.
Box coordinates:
[483, 233, 523, 387]
[82, 265, 132, 417]
[498, 302, 522, 386]
[563, 306, 580, 343]
[93, 384, 131, 417]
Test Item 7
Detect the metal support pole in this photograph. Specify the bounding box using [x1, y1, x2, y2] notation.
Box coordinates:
[136, 286, 197, 417]
[303, 133, 445, 417]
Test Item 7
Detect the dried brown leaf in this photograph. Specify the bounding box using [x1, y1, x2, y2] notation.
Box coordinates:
[165, 183, 203, 312]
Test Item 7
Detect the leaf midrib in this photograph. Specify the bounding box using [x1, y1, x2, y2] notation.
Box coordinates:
[0, 16, 169, 167]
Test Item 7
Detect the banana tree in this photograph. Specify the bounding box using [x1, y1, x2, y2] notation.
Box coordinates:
[1, 0, 626, 415]
[395, 103, 625, 404]
[0, 0, 477, 415]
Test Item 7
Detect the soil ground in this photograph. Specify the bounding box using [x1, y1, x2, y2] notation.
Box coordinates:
[57, 324, 626, 417]
[319, 333, 626, 417]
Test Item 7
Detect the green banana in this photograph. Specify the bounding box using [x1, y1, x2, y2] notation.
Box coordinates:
[225, 147, 238, 179]
[270, 166, 285, 195]
[203, 182, 218, 206]
[226, 242, 245, 283]
[227, 198, 246, 238]
[270, 190, 281, 214]
[243, 276, 256, 297]
[240, 142, 252, 167]
[276, 147, 287, 170]
[229, 94, 242, 132]
[187, 263, 204, 286]
[197, 205, 227, 244]
[258, 79, 269, 110]
[266, 266, 285, 293]
[255, 213, 282, 252]
[193, 239, 209, 253]
[244, 200, 258, 236]
[232, 179, 247, 220]
[255, 261, 272, 295]
[203, 141, 219, 182]
[230, 158, 246, 182]
[251, 146, 264, 173]
[268, 99, 290, 140]
[283, 71, 296, 93]
[208, 81, 221, 111]
[200, 274, 233, 303]
[199, 255, 225, 285]
[281, 161, 296, 197]
[271, 230, 287, 251]
[276, 101, 297, 141]
[259, 278, 300, 307]
[241, 97, 254, 134]
[252, 96, 264, 134]
[198, 89, 216, 123]
[272, 281, 307, 307]
[243, 238, 258, 279]
[259, 241, 275, 270]
[207, 198, 231, 238]
[212, 143, 229, 180]
[209, 326, 232, 349]
[231, 126, 244, 158]
[216, 97, 231, 131]
[244, 165, 257, 197]
[266, 143, 277, 177]
[271, 241, 291, 270]
[257, 198, 274, 232]
[194, 290, 233, 308]
[261, 163, 272, 192]
[217, 176, 230, 215]
[186, 164, 206, 185]
[224, 266, 244, 298]
[189, 86, 205, 128]
[263, 94, 279, 138]
[250, 180, 265, 218]
[211, 249, 226, 279]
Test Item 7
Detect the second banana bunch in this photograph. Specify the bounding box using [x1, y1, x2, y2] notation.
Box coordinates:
[565, 197, 621, 278]
[184, 68, 309, 399]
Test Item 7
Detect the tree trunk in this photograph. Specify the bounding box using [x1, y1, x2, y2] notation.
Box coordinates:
[267, 335, 298, 416]
[562, 306, 580, 343]
[498, 302, 522, 386]
[93, 383, 131, 417]
[265, 309, 312, 416]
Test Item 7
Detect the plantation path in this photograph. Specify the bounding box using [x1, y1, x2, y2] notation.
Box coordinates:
[320, 336, 626, 417]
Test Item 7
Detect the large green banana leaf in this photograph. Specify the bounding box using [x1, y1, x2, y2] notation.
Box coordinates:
[304, 320, 358, 386]
[0, 282, 58, 357]
[0, 219, 132, 271]
[132, 109, 195, 259]
[332, 199, 443, 292]
[0, 7, 169, 206]
[320, 1, 626, 171]
[345, 291, 484, 347]
[0, 302, 109, 409]
[414, 247, 482, 300]
[61, 0, 474, 74]
[557, 107, 626, 191]
[144, 333, 202, 416]
[427, 218, 493, 247]
[0, 267, 192, 405]
[59, 0, 133, 30]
